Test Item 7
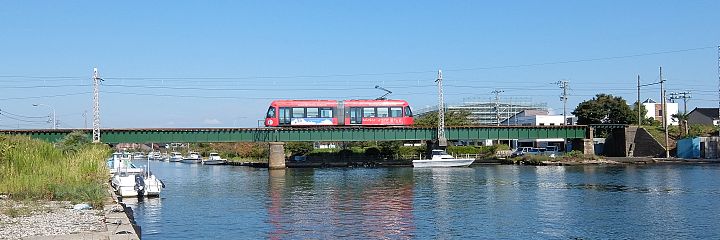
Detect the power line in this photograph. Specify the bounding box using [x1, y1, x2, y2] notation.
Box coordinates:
[101, 90, 378, 100]
[0, 112, 49, 123]
[0, 92, 91, 101]
[0, 46, 714, 81]
[0, 109, 47, 119]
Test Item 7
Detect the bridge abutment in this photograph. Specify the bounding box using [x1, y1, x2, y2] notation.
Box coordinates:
[268, 142, 286, 169]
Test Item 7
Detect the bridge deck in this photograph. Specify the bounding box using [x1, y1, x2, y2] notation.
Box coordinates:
[1, 126, 588, 143]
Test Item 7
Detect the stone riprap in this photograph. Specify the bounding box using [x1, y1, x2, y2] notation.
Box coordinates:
[0, 199, 104, 239]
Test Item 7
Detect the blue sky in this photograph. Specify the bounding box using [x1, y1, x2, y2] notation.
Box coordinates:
[0, 1, 718, 128]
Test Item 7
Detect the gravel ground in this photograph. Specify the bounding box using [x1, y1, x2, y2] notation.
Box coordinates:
[0, 199, 105, 240]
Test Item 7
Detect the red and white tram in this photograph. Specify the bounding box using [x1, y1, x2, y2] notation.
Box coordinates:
[264, 99, 414, 127]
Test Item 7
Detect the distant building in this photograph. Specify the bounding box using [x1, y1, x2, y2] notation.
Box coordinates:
[687, 107, 720, 126]
[642, 98, 679, 125]
[501, 109, 575, 126]
[416, 98, 549, 125]
[499, 110, 572, 149]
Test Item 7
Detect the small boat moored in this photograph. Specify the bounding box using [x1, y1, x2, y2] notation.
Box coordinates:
[412, 149, 475, 168]
[108, 151, 165, 197]
[181, 151, 202, 164]
[203, 152, 227, 165]
[168, 152, 183, 162]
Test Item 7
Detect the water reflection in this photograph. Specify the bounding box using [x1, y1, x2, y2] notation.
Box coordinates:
[122, 197, 164, 236]
[127, 162, 720, 239]
[267, 168, 415, 239]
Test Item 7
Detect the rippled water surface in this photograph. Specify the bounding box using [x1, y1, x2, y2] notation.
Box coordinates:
[126, 162, 720, 239]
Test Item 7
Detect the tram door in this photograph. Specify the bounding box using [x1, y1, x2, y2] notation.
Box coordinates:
[279, 107, 291, 125]
[349, 107, 362, 124]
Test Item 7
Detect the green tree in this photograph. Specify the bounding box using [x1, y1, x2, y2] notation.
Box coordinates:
[630, 101, 655, 125]
[377, 141, 402, 156]
[672, 113, 690, 137]
[56, 131, 91, 154]
[572, 94, 634, 125]
[285, 142, 314, 156]
[413, 110, 472, 127]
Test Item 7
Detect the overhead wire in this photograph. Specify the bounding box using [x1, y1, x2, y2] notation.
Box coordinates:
[0, 45, 713, 81]
[0, 109, 47, 119]
[0, 112, 49, 123]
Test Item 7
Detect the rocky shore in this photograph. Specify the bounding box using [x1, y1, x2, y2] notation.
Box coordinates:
[0, 192, 139, 240]
[0, 198, 104, 239]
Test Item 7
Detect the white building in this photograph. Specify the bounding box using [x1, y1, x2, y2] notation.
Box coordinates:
[500, 110, 572, 149]
[501, 109, 571, 126]
[642, 99, 679, 126]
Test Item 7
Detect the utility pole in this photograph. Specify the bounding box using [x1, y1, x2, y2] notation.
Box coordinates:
[32, 104, 56, 129]
[92, 68, 103, 143]
[555, 80, 569, 125]
[492, 89, 504, 126]
[637, 75, 641, 126]
[435, 70, 447, 147]
[669, 91, 692, 114]
[660, 67, 669, 158]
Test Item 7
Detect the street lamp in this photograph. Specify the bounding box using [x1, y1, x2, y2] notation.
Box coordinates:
[32, 104, 56, 129]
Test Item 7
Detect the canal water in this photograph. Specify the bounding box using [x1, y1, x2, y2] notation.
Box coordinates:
[125, 162, 720, 239]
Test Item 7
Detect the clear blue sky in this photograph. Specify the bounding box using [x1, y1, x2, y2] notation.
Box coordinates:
[0, 1, 718, 128]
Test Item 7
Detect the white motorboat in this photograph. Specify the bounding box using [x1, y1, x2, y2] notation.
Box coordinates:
[111, 172, 145, 197]
[133, 152, 146, 160]
[181, 151, 202, 164]
[203, 152, 227, 165]
[111, 169, 165, 198]
[142, 173, 165, 197]
[168, 152, 183, 162]
[109, 151, 165, 197]
[148, 151, 162, 160]
[107, 152, 145, 175]
[412, 150, 475, 168]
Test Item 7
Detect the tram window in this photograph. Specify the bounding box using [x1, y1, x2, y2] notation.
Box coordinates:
[404, 106, 413, 117]
[320, 108, 333, 118]
[363, 107, 376, 117]
[377, 108, 389, 117]
[292, 108, 305, 118]
[306, 108, 319, 118]
[390, 107, 402, 117]
[266, 107, 276, 118]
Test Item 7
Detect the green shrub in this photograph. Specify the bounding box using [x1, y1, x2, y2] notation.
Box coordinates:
[0, 135, 111, 207]
[285, 142, 314, 156]
[564, 150, 584, 159]
[364, 147, 381, 156]
[520, 155, 551, 165]
[398, 146, 424, 157]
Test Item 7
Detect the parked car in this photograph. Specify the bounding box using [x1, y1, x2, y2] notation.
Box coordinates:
[511, 147, 534, 157]
[544, 146, 560, 158]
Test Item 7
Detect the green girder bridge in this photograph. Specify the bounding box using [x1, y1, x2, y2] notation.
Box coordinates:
[1, 126, 589, 144]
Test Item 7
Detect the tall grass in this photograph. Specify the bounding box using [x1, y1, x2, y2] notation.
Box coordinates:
[0, 135, 111, 207]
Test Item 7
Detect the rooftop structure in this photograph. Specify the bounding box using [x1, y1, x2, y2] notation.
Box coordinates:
[417, 97, 549, 125]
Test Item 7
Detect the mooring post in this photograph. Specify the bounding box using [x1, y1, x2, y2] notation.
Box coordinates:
[268, 142, 286, 169]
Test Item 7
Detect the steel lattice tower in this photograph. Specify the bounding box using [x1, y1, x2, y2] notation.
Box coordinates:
[436, 70, 447, 147]
[92, 68, 102, 143]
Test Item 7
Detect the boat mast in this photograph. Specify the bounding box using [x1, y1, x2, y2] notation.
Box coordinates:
[436, 70, 447, 147]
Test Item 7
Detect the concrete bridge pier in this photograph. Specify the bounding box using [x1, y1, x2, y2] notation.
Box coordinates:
[268, 142, 286, 169]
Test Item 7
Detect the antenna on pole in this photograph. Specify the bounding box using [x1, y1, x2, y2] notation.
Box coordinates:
[491, 89, 504, 126]
[554, 80, 569, 125]
[374, 85, 392, 100]
[92, 68, 103, 143]
[436, 70, 447, 147]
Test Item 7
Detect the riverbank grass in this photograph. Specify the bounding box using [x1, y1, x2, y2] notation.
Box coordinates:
[0, 134, 110, 207]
